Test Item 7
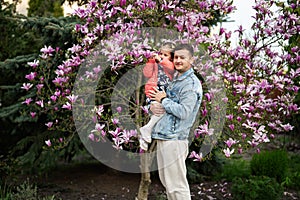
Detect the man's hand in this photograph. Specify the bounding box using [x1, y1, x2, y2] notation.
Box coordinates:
[149, 87, 167, 103]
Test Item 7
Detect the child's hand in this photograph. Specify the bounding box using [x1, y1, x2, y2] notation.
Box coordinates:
[152, 53, 162, 63]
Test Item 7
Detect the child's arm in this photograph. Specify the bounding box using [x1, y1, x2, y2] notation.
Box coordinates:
[143, 58, 156, 78]
[160, 58, 175, 75]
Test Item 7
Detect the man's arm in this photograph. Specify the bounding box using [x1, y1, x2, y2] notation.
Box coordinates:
[162, 90, 198, 119]
[150, 87, 199, 119]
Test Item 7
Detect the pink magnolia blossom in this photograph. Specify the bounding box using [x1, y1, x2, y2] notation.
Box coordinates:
[88, 133, 95, 141]
[94, 105, 104, 117]
[36, 100, 44, 108]
[22, 98, 33, 105]
[54, 90, 61, 96]
[242, 133, 247, 140]
[36, 84, 44, 93]
[256, 148, 261, 154]
[229, 124, 234, 131]
[116, 106, 122, 113]
[189, 151, 203, 162]
[280, 123, 294, 131]
[45, 140, 52, 147]
[27, 60, 39, 68]
[112, 137, 124, 150]
[195, 122, 214, 137]
[120, 129, 137, 144]
[204, 93, 211, 101]
[62, 102, 72, 110]
[224, 138, 238, 148]
[30, 112, 36, 118]
[45, 122, 53, 128]
[91, 123, 105, 134]
[112, 118, 119, 125]
[238, 148, 243, 154]
[222, 97, 228, 103]
[21, 83, 33, 91]
[66, 94, 78, 104]
[40, 45, 55, 55]
[140, 105, 149, 114]
[50, 95, 57, 102]
[223, 148, 234, 158]
[226, 114, 233, 120]
[109, 127, 121, 138]
[201, 108, 208, 117]
[247, 140, 259, 147]
[25, 72, 37, 81]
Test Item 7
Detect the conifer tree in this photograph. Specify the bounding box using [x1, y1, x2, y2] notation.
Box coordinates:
[0, 0, 80, 169]
[28, 0, 63, 17]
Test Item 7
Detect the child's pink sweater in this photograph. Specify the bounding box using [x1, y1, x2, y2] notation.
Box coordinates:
[143, 58, 175, 97]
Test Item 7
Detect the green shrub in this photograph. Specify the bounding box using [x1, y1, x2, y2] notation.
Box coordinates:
[231, 176, 283, 200]
[282, 172, 300, 190]
[12, 179, 38, 200]
[186, 149, 225, 181]
[8, 179, 61, 200]
[155, 193, 167, 200]
[187, 164, 203, 183]
[215, 159, 251, 181]
[0, 184, 12, 200]
[282, 153, 300, 190]
[250, 149, 288, 182]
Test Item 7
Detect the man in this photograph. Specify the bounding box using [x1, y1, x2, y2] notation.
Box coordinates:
[149, 43, 203, 200]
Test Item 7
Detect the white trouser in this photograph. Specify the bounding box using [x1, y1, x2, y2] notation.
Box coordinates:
[156, 140, 191, 200]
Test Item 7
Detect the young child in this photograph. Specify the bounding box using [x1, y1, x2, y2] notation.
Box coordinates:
[139, 43, 175, 151]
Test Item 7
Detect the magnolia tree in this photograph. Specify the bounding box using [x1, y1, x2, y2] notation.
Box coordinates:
[21, 0, 299, 198]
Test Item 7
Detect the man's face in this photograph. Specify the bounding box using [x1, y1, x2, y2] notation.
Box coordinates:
[173, 49, 193, 74]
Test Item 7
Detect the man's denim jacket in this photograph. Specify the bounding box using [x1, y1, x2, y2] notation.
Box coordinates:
[152, 68, 203, 140]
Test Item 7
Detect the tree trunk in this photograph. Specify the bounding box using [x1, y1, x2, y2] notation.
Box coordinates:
[136, 141, 157, 200]
[135, 60, 157, 200]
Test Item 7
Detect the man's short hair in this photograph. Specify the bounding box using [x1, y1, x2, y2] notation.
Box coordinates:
[174, 43, 194, 57]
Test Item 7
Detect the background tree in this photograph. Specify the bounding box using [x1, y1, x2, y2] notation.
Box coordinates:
[286, 0, 300, 143]
[0, 1, 40, 60]
[28, 0, 63, 17]
[17, 1, 231, 198]
[0, 0, 81, 175]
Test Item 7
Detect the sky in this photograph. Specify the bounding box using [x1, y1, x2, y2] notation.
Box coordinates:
[222, 1, 256, 30]
[218, 1, 256, 45]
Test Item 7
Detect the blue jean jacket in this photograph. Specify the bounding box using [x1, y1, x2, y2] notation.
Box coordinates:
[152, 68, 203, 140]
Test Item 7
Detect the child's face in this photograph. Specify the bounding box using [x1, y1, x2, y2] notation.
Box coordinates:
[159, 50, 172, 61]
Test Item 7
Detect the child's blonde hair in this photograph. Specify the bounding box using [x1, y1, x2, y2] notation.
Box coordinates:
[160, 42, 175, 52]
[160, 42, 175, 60]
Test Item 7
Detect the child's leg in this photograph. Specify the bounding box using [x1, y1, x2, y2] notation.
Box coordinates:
[139, 138, 148, 151]
[140, 113, 163, 143]
[139, 114, 162, 151]
[139, 100, 163, 151]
